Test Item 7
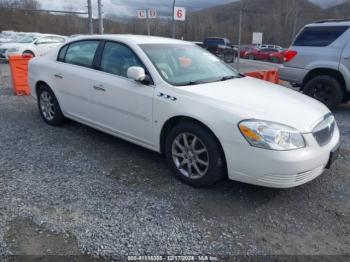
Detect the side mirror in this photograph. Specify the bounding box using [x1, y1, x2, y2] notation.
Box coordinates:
[127, 66, 150, 84]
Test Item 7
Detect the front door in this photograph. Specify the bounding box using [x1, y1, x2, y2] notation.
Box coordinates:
[90, 41, 154, 145]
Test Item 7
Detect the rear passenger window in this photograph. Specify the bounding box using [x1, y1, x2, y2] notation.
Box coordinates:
[100, 42, 143, 78]
[65, 41, 99, 68]
[294, 26, 349, 47]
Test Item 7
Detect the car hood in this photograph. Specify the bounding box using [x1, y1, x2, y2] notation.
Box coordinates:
[174, 76, 330, 133]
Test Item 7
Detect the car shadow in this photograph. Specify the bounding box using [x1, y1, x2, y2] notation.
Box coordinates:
[64, 121, 287, 207]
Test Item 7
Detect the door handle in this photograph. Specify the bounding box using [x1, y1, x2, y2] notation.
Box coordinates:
[54, 73, 63, 79]
[344, 55, 350, 60]
[93, 84, 106, 92]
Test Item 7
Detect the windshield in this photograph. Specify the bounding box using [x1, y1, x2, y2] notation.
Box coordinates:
[17, 36, 38, 43]
[140, 44, 240, 86]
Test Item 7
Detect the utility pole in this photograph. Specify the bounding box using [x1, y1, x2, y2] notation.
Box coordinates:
[172, 0, 176, 38]
[292, 13, 298, 43]
[291, 0, 299, 43]
[236, 5, 243, 71]
[87, 0, 93, 34]
[147, 10, 151, 36]
[98, 0, 104, 34]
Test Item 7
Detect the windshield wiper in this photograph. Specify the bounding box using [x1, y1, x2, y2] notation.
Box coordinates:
[179, 76, 238, 86]
[220, 75, 237, 81]
[178, 80, 205, 86]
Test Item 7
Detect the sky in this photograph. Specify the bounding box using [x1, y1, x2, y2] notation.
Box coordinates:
[36, 0, 346, 17]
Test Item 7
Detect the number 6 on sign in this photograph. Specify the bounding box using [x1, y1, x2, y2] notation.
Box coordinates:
[174, 7, 186, 21]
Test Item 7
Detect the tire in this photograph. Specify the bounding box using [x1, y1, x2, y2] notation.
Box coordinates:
[23, 50, 35, 57]
[37, 84, 65, 126]
[247, 54, 255, 60]
[303, 75, 344, 109]
[224, 55, 234, 63]
[270, 57, 280, 64]
[342, 91, 350, 103]
[165, 121, 226, 187]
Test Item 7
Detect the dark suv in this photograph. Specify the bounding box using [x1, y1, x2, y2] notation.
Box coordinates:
[279, 20, 350, 108]
[203, 37, 236, 63]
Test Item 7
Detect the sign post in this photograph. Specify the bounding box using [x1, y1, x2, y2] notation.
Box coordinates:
[137, 9, 157, 36]
[147, 9, 157, 36]
[172, 6, 186, 38]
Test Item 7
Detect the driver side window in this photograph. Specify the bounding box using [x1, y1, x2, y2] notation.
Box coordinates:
[100, 42, 143, 78]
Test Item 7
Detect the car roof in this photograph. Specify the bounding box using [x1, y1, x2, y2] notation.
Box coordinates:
[308, 20, 350, 27]
[67, 34, 190, 45]
[39, 34, 67, 38]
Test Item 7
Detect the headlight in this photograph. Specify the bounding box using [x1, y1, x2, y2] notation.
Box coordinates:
[238, 120, 305, 151]
[8, 47, 20, 52]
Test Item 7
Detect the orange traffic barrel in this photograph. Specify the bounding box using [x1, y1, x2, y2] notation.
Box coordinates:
[8, 55, 33, 96]
[245, 69, 281, 84]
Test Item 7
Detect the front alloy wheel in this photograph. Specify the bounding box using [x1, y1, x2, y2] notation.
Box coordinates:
[172, 133, 209, 180]
[165, 121, 226, 187]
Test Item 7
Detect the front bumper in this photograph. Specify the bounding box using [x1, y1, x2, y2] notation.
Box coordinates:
[223, 124, 340, 188]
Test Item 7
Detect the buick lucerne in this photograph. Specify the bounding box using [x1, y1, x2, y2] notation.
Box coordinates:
[29, 35, 340, 188]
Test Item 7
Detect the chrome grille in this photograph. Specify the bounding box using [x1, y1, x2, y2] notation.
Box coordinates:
[312, 114, 335, 147]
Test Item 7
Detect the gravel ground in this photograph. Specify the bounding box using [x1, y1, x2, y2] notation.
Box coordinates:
[0, 63, 349, 260]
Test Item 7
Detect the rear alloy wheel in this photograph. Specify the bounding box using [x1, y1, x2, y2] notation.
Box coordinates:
[37, 84, 65, 126]
[303, 75, 344, 109]
[165, 121, 225, 187]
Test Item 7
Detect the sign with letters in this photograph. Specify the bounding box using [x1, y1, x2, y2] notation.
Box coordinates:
[148, 9, 157, 19]
[137, 10, 147, 19]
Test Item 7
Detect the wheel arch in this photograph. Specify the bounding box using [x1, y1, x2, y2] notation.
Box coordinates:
[35, 80, 49, 97]
[23, 50, 35, 57]
[159, 115, 228, 175]
[35, 81, 60, 103]
[302, 68, 346, 91]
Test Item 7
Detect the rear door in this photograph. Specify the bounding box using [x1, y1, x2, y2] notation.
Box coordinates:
[53, 40, 101, 122]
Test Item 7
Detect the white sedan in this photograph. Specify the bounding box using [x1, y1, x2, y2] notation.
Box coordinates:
[0, 34, 66, 60]
[28, 35, 340, 188]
